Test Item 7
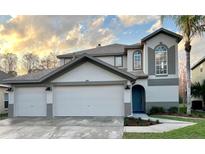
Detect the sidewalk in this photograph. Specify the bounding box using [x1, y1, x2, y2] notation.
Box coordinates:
[124, 117, 196, 133]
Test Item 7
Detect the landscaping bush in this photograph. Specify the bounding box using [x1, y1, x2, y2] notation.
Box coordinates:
[179, 96, 183, 104]
[168, 107, 178, 113]
[178, 106, 187, 114]
[149, 107, 165, 114]
[0, 112, 8, 120]
[124, 117, 159, 126]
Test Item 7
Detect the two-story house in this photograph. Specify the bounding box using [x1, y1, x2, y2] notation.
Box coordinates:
[4, 28, 182, 117]
[191, 56, 205, 109]
[0, 71, 12, 113]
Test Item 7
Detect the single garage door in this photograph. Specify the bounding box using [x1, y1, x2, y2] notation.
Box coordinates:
[53, 85, 124, 116]
[15, 87, 46, 116]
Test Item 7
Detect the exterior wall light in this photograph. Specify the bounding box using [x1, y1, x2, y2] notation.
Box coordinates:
[45, 87, 52, 91]
[125, 85, 131, 90]
[6, 87, 13, 92]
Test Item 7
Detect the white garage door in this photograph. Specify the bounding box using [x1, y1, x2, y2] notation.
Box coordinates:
[15, 87, 46, 116]
[53, 85, 124, 116]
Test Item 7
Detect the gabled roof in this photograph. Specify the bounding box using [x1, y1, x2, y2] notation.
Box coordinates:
[4, 54, 137, 84]
[141, 28, 183, 43]
[57, 43, 127, 59]
[57, 43, 143, 59]
[0, 70, 13, 82]
[0, 71, 13, 88]
[4, 69, 55, 83]
[191, 56, 205, 70]
[124, 43, 143, 49]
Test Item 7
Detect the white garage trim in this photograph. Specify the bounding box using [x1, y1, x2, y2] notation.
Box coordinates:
[14, 87, 46, 117]
[53, 85, 124, 116]
[52, 80, 127, 86]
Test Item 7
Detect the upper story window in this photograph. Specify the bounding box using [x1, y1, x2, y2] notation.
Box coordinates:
[155, 45, 168, 75]
[114, 56, 123, 67]
[133, 50, 142, 70]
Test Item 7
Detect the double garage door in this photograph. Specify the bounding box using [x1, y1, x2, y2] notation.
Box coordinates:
[14, 85, 124, 116]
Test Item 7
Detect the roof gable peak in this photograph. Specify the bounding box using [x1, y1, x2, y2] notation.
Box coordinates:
[141, 28, 183, 43]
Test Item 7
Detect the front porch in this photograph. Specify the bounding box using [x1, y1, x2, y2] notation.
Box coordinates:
[124, 84, 147, 116]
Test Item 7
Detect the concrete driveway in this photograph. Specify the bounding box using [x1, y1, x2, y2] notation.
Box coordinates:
[0, 117, 123, 139]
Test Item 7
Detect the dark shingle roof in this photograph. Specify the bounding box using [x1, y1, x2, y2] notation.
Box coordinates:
[141, 28, 183, 43]
[4, 54, 139, 84]
[57, 43, 142, 59]
[191, 56, 205, 70]
[4, 69, 55, 83]
[0, 71, 13, 82]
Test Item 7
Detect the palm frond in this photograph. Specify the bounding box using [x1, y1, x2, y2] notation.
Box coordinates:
[171, 15, 205, 41]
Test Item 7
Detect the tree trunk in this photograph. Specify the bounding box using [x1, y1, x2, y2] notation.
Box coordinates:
[185, 42, 192, 115]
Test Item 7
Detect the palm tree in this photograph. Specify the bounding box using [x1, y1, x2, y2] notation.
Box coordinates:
[191, 80, 205, 108]
[169, 16, 205, 114]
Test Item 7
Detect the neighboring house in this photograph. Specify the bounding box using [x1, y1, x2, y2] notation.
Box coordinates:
[0, 71, 12, 113]
[3, 28, 182, 117]
[191, 56, 205, 109]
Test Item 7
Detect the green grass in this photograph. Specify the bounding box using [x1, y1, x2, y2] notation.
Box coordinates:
[0, 113, 8, 120]
[123, 115, 205, 139]
[191, 110, 205, 118]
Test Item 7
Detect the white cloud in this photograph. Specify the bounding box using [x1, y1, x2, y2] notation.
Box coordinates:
[147, 19, 162, 33]
[0, 15, 116, 74]
[178, 35, 205, 65]
[0, 15, 115, 56]
[91, 16, 105, 28]
[117, 15, 160, 27]
[64, 17, 115, 52]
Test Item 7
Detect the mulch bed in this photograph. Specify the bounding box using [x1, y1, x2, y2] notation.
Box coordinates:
[124, 117, 160, 126]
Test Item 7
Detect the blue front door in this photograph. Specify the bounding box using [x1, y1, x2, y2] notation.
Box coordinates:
[132, 86, 145, 113]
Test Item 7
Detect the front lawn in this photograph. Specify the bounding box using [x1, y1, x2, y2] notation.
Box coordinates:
[123, 115, 205, 139]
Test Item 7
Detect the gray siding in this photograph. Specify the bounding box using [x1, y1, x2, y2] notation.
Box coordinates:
[8, 104, 13, 118]
[146, 102, 179, 113]
[47, 104, 53, 118]
[168, 45, 176, 74]
[124, 103, 131, 116]
[148, 78, 179, 86]
[148, 47, 155, 75]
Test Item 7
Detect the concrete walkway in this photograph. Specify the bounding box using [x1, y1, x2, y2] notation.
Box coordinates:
[124, 117, 196, 133]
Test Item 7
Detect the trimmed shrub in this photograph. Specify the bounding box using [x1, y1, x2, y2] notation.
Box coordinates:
[178, 106, 187, 114]
[149, 106, 165, 114]
[124, 117, 129, 126]
[168, 107, 178, 113]
[179, 96, 183, 104]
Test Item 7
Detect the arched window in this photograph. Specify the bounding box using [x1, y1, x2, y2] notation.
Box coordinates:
[155, 45, 168, 75]
[133, 50, 142, 70]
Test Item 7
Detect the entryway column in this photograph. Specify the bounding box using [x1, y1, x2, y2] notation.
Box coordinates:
[124, 82, 131, 116]
[8, 87, 15, 117]
[46, 86, 53, 118]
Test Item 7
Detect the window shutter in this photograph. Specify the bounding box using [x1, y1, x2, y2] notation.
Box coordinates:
[168, 45, 176, 74]
[148, 47, 155, 75]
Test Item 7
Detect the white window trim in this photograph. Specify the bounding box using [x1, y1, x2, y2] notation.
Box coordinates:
[114, 56, 123, 67]
[154, 45, 168, 76]
[133, 50, 142, 70]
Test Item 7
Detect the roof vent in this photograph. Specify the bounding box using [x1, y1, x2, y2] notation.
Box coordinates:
[97, 44, 101, 47]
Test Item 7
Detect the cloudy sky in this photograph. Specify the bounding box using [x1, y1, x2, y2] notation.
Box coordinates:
[0, 15, 205, 72]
